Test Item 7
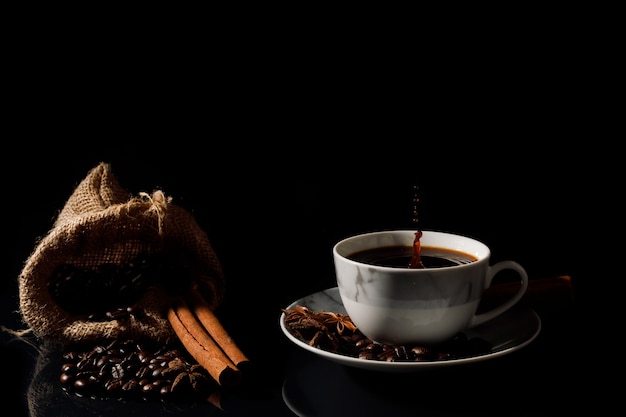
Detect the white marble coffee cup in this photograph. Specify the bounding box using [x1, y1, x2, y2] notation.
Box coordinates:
[333, 230, 529, 346]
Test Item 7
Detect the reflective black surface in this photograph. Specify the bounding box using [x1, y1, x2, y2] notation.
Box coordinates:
[1, 294, 586, 417]
[2, 150, 603, 416]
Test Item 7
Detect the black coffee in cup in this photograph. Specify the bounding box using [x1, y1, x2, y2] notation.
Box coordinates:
[347, 245, 478, 268]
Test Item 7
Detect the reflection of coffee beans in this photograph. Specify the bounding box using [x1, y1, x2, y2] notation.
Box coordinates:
[59, 338, 217, 402]
[347, 246, 478, 268]
[47, 252, 191, 318]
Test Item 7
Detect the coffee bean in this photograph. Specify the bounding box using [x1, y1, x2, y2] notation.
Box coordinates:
[411, 346, 430, 356]
[111, 363, 125, 379]
[59, 373, 73, 384]
[73, 379, 89, 390]
[136, 365, 151, 379]
[160, 384, 172, 396]
[47, 252, 191, 319]
[60, 363, 75, 373]
[143, 382, 157, 392]
[59, 338, 217, 402]
[122, 379, 138, 391]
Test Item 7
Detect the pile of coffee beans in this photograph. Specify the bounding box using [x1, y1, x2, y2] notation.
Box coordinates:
[283, 306, 492, 362]
[47, 252, 191, 319]
[351, 332, 492, 361]
[59, 338, 217, 402]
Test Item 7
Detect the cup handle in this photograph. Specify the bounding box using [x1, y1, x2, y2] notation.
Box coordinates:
[469, 261, 529, 328]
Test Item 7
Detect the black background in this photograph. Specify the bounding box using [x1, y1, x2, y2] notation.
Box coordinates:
[1, 17, 616, 414]
[3, 138, 603, 310]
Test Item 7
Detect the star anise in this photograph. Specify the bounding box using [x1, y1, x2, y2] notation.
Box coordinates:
[283, 305, 357, 335]
[317, 311, 357, 335]
[162, 358, 213, 394]
[283, 305, 359, 351]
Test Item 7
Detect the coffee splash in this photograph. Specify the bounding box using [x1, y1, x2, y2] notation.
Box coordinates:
[409, 230, 424, 268]
[409, 185, 425, 269]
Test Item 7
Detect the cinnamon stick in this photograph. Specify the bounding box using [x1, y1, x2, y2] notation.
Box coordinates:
[478, 275, 574, 312]
[186, 288, 251, 369]
[167, 298, 242, 387]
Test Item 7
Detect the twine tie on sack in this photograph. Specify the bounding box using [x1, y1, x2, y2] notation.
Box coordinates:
[135, 190, 172, 236]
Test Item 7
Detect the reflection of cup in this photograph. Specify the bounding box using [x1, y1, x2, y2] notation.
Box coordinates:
[333, 230, 528, 345]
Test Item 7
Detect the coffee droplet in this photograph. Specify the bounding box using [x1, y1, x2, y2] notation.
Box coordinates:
[409, 185, 424, 269]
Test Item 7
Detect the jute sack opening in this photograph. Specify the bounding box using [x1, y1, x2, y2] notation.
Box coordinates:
[18, 162, 224, 346]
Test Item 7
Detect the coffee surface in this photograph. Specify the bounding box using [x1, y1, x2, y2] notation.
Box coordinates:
[347, 245, 477, 268]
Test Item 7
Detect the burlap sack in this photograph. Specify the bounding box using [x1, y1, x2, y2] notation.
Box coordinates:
[18, 162, 224, 345]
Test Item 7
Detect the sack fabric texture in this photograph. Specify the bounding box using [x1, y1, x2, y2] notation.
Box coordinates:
[18, 162, 224, 346]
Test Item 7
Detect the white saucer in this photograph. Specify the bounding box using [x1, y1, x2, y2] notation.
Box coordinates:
[279, 287, 541, 372]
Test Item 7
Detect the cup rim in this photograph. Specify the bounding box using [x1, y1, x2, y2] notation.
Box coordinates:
[333, 229, 490, 270]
